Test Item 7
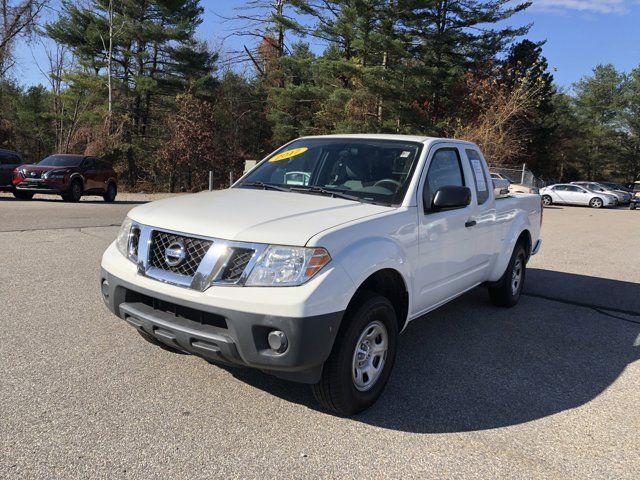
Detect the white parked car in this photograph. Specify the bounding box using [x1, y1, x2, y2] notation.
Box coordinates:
[490, 172, 539, 195]
[540, 184, 616, 208]
[101, 135, 542, 415]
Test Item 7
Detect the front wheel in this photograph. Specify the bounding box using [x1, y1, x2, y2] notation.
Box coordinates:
[62, 180, 83, 202]
[312, 292, 397, 416]
[630, 203, 637, 211]
[489, 244, 527, 308]
[589, 197, 603, 208]
[541, 195, 552, 206]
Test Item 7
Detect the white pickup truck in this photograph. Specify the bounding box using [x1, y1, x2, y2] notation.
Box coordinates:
[100, 135, 542, 416]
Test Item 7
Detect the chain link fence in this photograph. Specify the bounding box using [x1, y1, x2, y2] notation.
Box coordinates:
[489, 165, 547, 188]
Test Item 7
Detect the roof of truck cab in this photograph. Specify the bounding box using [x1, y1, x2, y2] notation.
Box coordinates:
[296, 134, 477, 145]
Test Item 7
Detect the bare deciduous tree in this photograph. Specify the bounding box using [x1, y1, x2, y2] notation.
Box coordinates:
[0, 0, 47, 76]
[453, 74, 545, 166]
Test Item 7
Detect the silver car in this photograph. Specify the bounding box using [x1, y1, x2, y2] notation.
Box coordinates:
[571, 182, 630, 205]
[597, 181, 633, 204]
[540, 184, 617, 208]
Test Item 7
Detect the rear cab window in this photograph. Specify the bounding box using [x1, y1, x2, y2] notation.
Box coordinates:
[465, 148, 489, 205]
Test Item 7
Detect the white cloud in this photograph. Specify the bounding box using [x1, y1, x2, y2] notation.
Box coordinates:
[533, 0, 633, 14]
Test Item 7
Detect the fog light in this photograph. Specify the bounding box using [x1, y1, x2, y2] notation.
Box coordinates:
[267, 330, 288, 353]
[101, 279, 109, 299]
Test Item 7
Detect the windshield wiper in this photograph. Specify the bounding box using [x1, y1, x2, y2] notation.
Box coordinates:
[239, 181, 292, 192]
[290, 186, 365, 203]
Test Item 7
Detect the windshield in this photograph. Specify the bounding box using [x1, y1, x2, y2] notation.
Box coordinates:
[237, 138, 423, 206]
[38, 155, 84, 167]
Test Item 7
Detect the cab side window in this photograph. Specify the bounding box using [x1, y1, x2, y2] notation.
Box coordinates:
[423, 148, 465, 210]
[83, 158, 95, 169]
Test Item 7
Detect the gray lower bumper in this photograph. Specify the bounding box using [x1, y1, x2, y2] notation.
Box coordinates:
[100, 268, 343, 383]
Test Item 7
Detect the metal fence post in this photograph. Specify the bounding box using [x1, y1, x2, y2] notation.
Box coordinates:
[209, 171, 213, 191]
[521, 163, 526, 185]
[229, 171, 234, 187]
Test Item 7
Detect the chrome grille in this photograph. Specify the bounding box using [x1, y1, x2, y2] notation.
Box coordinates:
[220, 248, 255, 282]
[25, 170, 43, 179]
[148, 231, 212, 277]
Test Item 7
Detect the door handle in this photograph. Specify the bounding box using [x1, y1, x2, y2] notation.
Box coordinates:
[465, 219, 477, 228]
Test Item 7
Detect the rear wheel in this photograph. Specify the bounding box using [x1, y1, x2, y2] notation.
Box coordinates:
[312, 292, 397, 416]
[62, 179, 83, 202]
[103, 182, 117, 202]
[489, 244, 527, 308]
[631, 203, 637, 210]
[541, 195, 552, 206]
[589, 197, 603, 208]
[12, 190, 34, 200]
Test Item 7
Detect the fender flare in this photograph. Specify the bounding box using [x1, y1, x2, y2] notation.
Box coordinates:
[68, 172, 85, 189]
[488, 217, 532, 283]
[332, 236, 413, 324]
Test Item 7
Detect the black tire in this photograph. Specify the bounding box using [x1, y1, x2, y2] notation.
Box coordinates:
[541, 195, 552, 206]
[12, 190, 34, 200]
[488, 243, 527, 308]
[62, 179, 83, 202]
[137, 330, 187, 354]
[631, 203, 637, 210]
[589, 197, 603, 209]
[312, 292, 397, 416]
[103, 182, 117, 202]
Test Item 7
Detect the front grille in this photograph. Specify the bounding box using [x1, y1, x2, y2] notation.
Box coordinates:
[220, 248, 255, 281]
[125, 289, 227, 329]
[148, 231, 212, 277]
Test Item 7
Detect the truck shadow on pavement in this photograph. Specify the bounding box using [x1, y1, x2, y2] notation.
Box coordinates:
[226, 269, 640, 432]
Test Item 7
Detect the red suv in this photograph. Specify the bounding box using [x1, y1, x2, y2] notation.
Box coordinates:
[12, 154, 117, 202]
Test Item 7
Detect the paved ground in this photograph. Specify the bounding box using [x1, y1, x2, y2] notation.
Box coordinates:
[1, 192, 639, 479]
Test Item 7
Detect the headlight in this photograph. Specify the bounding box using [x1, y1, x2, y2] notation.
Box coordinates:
[245, 246, 331, 286]
[44, 170, 68, 179]
[115, 217, 140, 262]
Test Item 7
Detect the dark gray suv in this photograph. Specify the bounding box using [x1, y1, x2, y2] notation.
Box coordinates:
[0, 149, 23, 192]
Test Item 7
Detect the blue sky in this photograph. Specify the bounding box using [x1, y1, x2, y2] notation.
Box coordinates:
[10, 0, 640, 91]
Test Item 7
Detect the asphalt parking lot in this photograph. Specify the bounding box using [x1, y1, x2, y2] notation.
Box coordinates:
[1, 192, 639, 479]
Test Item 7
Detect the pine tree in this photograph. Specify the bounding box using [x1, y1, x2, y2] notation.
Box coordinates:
[46, 0, 217, 185]
[503, 39, 556, 175]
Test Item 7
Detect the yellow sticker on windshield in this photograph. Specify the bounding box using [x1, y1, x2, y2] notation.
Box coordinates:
[269, 147, 308, 162]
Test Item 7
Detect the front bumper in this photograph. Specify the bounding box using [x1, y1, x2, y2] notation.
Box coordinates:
[14, 178, 68, 193]
[100, 268, 344, 383]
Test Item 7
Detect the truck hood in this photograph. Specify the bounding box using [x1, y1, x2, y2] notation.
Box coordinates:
[128, 188, 393, 245]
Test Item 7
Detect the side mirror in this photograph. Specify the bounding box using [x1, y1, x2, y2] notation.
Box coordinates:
[426, 185, 471, 212]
